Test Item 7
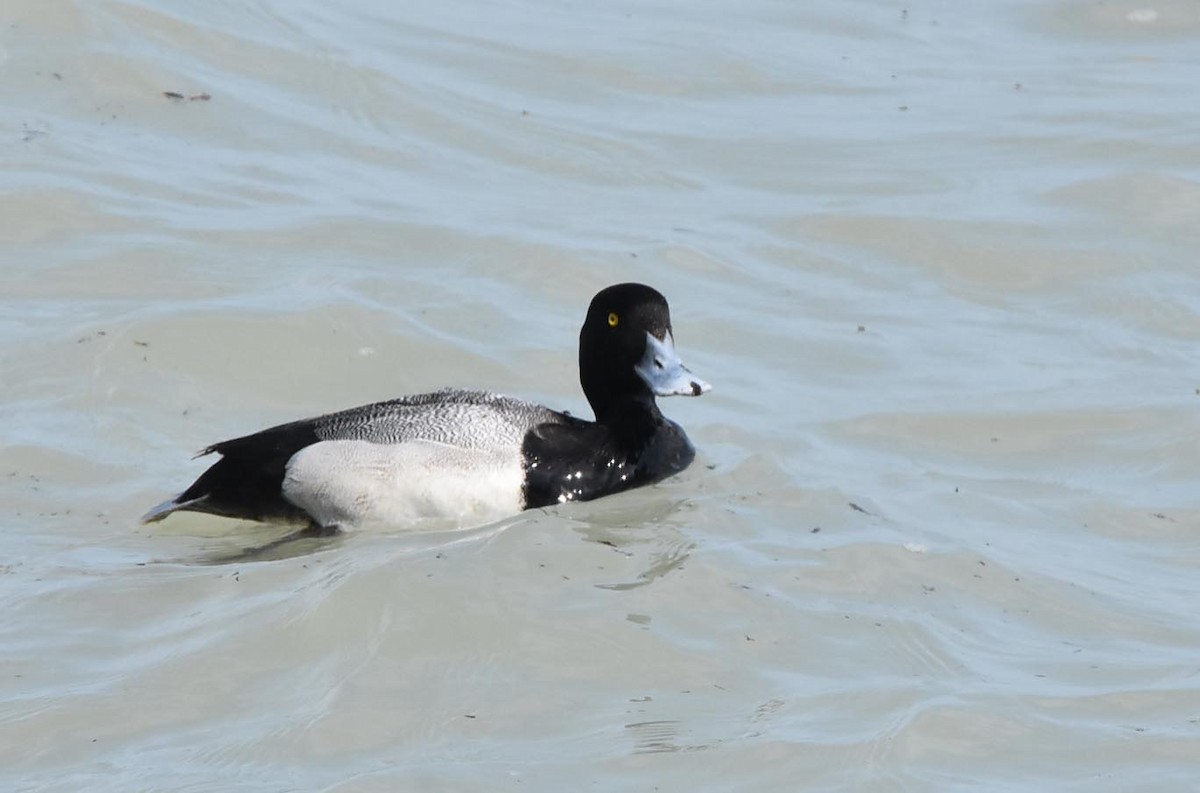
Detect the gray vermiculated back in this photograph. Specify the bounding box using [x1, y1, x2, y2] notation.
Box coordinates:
[309, 389, 565, 449]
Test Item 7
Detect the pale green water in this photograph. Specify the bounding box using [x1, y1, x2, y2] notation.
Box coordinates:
[3, 1, 1200, 790]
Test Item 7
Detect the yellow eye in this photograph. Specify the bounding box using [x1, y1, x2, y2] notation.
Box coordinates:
[607, 312, 619, 327]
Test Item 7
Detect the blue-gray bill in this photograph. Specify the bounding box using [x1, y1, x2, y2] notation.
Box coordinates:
[635, 331, 711, 397]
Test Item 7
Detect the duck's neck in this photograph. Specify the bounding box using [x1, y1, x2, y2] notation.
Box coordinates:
[591, 394, 664, 445]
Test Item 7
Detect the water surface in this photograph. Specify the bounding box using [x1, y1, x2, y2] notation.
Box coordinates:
[3, 0, 1200, 790]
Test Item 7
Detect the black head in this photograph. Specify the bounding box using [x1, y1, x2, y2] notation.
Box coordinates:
[578, 283, 709, 422]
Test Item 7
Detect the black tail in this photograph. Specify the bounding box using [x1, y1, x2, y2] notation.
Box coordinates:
[143, 422, 321, 525]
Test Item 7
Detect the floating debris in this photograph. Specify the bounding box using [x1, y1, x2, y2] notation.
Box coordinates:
[163, 91, 211, 102]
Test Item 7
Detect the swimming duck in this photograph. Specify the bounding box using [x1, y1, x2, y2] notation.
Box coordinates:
[142, 282, 710, 532]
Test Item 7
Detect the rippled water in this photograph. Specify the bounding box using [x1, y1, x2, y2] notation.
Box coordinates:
[4, 0, 1200, 790]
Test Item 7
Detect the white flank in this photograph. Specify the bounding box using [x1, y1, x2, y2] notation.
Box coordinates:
[282, 439, 524, 530]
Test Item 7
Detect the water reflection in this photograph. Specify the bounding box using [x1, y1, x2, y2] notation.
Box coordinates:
[572, 498, 698, 591]
[200, 524, 346, 565]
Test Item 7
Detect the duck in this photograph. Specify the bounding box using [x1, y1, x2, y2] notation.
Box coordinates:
[142, 282, 710, 533]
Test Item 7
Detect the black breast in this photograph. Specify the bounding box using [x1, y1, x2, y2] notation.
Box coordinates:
[520, 413, 696, 509]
